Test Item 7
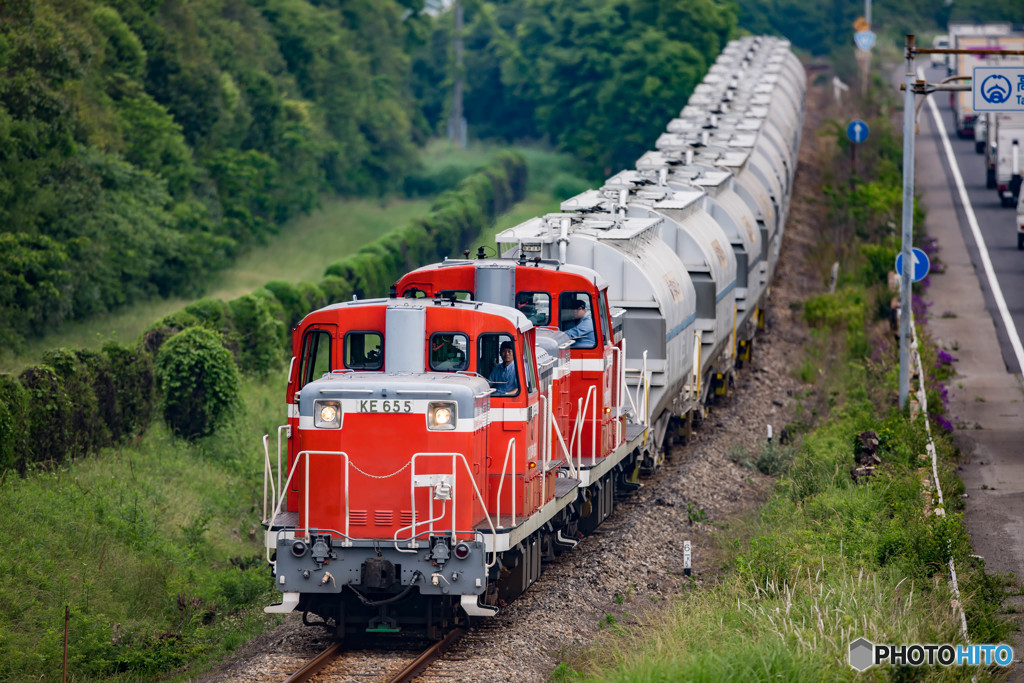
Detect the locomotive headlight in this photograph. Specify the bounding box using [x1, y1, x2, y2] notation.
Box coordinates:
[427, 401, 457, 430]
[314, 399, 342, 429]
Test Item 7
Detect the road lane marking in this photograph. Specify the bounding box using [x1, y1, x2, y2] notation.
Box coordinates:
[920, 67, 1024, 375]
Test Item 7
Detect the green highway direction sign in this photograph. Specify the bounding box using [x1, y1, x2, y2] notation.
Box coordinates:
[973, 66, 1024, 111]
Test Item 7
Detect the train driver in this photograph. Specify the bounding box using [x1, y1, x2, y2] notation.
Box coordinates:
[487, 341, 519, 396]
[563, 299, 595, 348]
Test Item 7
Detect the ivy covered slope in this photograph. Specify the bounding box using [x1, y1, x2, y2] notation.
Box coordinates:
[0, 0, 424, 348]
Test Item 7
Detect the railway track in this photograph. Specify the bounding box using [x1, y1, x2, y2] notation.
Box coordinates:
[283, 629, 465, 682]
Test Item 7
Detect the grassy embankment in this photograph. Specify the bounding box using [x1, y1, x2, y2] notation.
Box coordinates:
[549, 76, 1016, 680]
[0, 143, 590, 681]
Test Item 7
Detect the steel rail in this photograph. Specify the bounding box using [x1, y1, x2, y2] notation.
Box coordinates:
[284, 641, 346, 683]
[387, 628, 465, 683]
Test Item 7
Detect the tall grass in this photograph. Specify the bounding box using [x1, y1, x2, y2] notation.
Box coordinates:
[556, 563, 962, 682]
[0, 375, 283, 680]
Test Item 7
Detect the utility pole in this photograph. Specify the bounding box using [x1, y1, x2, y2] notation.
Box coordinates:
[898, 35, 916, 410]
[449, 0, 465, 148]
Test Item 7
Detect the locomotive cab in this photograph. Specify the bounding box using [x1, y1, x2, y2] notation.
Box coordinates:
[264, 296, 557, 636]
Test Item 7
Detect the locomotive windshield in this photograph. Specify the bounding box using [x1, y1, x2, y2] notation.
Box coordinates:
[515, 291, 550, 326]
[478, 333, 519, 397]
[559, 292, 597, 349]
[429, 332, 469, 371]
[344, 331, 383, 370]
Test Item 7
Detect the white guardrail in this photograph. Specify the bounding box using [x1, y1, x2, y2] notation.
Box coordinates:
[910, 316, 969, 641]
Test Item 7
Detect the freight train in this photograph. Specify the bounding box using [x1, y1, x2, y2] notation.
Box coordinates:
[259, 36, 806, 640]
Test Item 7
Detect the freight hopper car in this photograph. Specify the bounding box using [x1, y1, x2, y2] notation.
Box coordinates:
[558, 175, 739, 417]
[495, 212, 701, 452]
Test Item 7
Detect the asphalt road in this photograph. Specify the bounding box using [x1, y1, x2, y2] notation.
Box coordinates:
[915, 61, 1024, 670]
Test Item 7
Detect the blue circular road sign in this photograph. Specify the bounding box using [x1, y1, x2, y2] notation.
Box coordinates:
[847, 119, 870, 144]
[854, 30, 876, 51]
[895, 248, 931, 283]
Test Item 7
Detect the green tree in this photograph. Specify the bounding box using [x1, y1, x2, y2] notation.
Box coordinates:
[155, 326, 240, 440]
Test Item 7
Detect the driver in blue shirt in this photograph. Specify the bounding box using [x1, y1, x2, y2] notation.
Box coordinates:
[487, 341, 519, 396]
[563, 300, 595, 348]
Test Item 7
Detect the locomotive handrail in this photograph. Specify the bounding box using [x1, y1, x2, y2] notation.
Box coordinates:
[538, 393, 548, 503]
[276, 425, 288, 513]
[549, 403, 576, 478]
[403, 452, 498, 568]
[640, 350, 649, 426]
[261, 427, 289, 528]
[621, 349, 650, 427]
[570, 385, 597, 471]
[620, 339, 641, 423]
[264, 449, 353, 565]
[495, 437, 518, 525]
[690, 332, 701, 400]
[262, 435, 277, 527]
[609, 345, 622, 446]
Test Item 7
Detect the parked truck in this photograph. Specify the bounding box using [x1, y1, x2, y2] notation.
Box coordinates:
[948, 25, 1018, 138]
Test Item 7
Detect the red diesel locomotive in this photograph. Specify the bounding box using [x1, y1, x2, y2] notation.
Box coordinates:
[262, 261, 649, 638]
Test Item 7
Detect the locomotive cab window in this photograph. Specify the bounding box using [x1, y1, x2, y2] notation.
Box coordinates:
[430, 333, 469, 371]
[559, 292, 596, 349]
[597, 290, 611, 345]
[478, 333, 519, 397]
[299, 329, 332, 386]
[515, 291, 550, 326]
[344, 331, 383, 370]
[522, 340, 538, 394]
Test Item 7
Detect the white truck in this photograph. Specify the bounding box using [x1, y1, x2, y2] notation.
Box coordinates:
[974, 113, 988, 154]
[1017, 190, 1024, 250]
[991, 113, 1024, 208]
[948, 25, 1016, 138]
[984, 113, 998, 188]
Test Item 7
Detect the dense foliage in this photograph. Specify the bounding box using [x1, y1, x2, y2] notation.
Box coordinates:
[156, 326, 241, 440]
[412, 0, 736, 175]
[1, 0, 737, 349]
[0, 343, 153, 472]
[735, 0, 1024, 57]
[0, 0, 424, 348]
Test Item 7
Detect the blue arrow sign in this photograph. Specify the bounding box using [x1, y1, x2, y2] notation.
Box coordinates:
[847, 119, 870, 144]
[895, 248, 931, 283]
[854, 30, 876, 51]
